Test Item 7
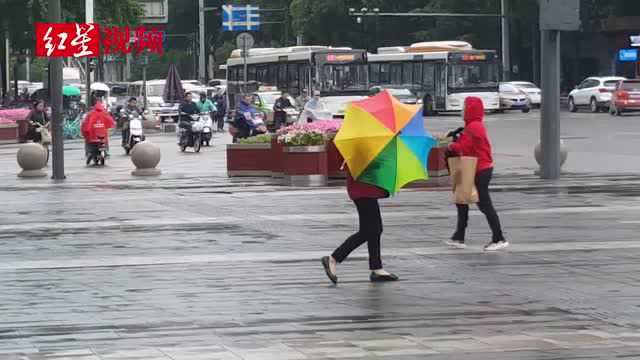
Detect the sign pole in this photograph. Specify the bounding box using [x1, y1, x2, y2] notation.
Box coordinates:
[243, 39, 248, 94]
[198, 0, 206, 83]
[50, 0, 65, 180]
[501, 0, 510, 81]
[85, 0, 93, 108]
[540, 29, 561, 179]
[236, 33, 254, 94]
[142, 51, 148, 110]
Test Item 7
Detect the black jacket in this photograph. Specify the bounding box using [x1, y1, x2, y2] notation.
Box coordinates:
[274, 97, 293, 112]
[179, 101, 199, 122]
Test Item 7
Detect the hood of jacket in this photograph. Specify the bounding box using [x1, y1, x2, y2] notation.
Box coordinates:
[463, 96, 484, 125]
[93, 101, 106, 112]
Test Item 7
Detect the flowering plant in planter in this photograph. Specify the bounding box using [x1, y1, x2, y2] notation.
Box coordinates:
[276, 120, 341, 146]
[237, 133, 273, 144]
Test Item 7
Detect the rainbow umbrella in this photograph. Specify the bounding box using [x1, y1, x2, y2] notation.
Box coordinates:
[334, 90, 436, 194]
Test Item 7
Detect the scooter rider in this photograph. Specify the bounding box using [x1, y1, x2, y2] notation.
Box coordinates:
[196, 92, 216, 116]
[179, 92, 199, 143]
[120, 97, 142, 147]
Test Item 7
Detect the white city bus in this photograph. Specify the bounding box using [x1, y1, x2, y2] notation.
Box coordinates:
[368, 41, 500, 112]
[225, 46, 369, 117]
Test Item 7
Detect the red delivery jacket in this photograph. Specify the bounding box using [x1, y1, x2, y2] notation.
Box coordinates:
[81, 102, 115, 144]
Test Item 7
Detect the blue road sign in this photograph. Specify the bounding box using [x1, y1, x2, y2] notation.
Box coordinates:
[222, 4, 260, 32]
[619, 49, 638, 62]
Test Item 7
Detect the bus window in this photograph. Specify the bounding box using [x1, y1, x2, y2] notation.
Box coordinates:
[299, 64, 311, 93]
[390, 63, 402, 85]
[278, 64, 287, 89]
[320, 64, 368, 92]
[256, 65, 268, 83]
[402, 63, 412, 85]
[412, 62, 422, 86]
[423, 63, 435, 92]
[380, 63, 390, 84]
[288, 63, 299, 95]
[128, 85, 141, 97]
[370, 64, 380, 84]
[248, 65, 257, 81]
[268, 64, 278, 86]
[447, 62, 498, 90]
[228, 67, 237, 82]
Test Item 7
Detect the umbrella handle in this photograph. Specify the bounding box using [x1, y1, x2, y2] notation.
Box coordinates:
[340, 160, 346, 171]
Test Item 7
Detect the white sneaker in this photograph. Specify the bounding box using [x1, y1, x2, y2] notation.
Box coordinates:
[484, 241, 510, 251]
[445, 239, 467, 249]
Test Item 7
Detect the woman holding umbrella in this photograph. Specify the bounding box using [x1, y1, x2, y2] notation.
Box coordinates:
[321, 90, 436, 284]
[321, 167, 398, 284]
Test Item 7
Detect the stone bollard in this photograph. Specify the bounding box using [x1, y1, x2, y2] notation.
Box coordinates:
[130, 141, 162, 176]
[534, 140, 568, 171]
[17, 143, 48, 178]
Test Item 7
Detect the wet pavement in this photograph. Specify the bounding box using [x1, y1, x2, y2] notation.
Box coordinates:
[2, 111, 640, 359]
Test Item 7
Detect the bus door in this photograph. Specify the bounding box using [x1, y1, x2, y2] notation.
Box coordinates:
[434, 63, 447, 110]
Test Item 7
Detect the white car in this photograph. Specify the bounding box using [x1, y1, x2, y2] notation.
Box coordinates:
[508, 81, 541, 107]
[568, 76, 625, 113]
[498, 83, 531, 113]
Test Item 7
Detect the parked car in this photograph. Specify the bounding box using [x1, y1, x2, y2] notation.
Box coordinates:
[568, 76, 625, 113]
[498, 83, 531, 113]
[507, 81, 541, 108]
[370, 86, 420, 104]
[609, 79, 640, 116]
[252, 91, 298, 129]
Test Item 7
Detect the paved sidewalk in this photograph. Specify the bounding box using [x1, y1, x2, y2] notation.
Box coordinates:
[2, 115, 640, 359]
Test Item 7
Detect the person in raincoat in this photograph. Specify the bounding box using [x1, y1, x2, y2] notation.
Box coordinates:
[81, 101, 115, 161]
[445, 96, 508, 251]
[321, 165, 399, 284]
[299, 91, 327, 123]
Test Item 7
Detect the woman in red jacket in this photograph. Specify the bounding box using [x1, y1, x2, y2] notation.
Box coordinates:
[321, 171, 398, 284]
[446, 96, 509, 251]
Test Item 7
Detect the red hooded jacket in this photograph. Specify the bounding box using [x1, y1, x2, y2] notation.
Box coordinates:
[81, 102, 115, 144]
[449, 97, 494, 173]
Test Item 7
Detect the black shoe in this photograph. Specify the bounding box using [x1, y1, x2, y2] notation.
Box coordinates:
[321, 256, 338, 284]
[370, 272, 399, 282]
[451, 231, 465, 241]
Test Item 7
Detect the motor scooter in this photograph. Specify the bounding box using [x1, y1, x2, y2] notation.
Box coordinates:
[178, 114, 204, 153]
[200, 112, 213, 147]
[122, 110, 145, 155]
[86, 136, 108, 166]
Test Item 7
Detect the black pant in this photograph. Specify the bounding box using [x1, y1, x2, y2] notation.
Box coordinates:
[454, 168, 504, 242]
[215, 113, 225, 130]
[274, 111, 287, 129]
[332, 198, 383, 270]
[121, 128, 129, 145]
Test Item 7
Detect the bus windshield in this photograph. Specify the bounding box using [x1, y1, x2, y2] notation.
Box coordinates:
[147, 84, 165, 97]
[319, 64, 368, 93]
[448, 62, 498, 91]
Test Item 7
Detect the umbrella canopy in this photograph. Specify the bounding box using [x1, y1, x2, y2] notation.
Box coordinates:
[164, 64, 185, 103]
[334, 90, 436, 194]
[62, 85, 81, 97]
[90, 82, 110, 92]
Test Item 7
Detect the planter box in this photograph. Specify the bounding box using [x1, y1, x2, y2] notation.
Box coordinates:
[271, 137, 285, 178]
[0, 124, 19, 144]
[283, 145, 328, 186]
[226, 143, 273, 177]
[326, 139, 346, 179]
[407, 144, 451, 189]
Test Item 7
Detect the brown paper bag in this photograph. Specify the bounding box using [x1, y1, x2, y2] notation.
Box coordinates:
[448, 156, 479, 204]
